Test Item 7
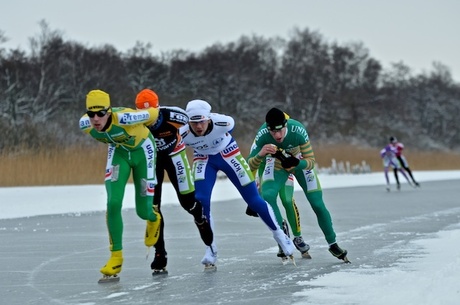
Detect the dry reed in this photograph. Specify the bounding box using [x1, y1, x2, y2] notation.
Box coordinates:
[1, 144, 459, 187]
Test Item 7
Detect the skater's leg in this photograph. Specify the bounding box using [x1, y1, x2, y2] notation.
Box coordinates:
[236, 180, 294, 256]
[178, 193, 213, 246]
[192, 158, 219, 266]
[295, 168, 347, 260]
[167, 152, 213, 246]
[305, 191, 336, 244]
[220, 156, 294, 256]
[130, 137, 158, 222]
[104, 152, 131, 252]
[98, 149, 131, 279]
[398, 168, 412, 184]
[256, 166, 289, 229]
[153, 162, 166, 254]
[247, 179, 282, 230]
[279, 176, 301, 236]
[398, 155, 419, 185]
[260, 178, 285, 227]
[192, 158, 217, 221]
[153, 213, 165, 252]
[393, 167, 400, 185]
[280, 183, 311, 257]
[295, 168, 336, 244]
[384, 167, 390, 186]
[131, 142, 161, 248]
[405, 167, 415, 181]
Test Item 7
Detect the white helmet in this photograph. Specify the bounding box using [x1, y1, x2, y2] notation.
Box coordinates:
[186, 99, 211, 122]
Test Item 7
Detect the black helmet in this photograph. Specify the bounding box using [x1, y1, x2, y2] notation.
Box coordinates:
[265, 108, 287, 130]
[389, 136, 397, 143]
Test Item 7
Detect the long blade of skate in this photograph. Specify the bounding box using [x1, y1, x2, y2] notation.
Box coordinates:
[98, 275, 120, 283]
[204, 264, 217, 272]
[289, 255, 296, 266]
[152, 268, 168, 276]
[281, 255, 296, 266]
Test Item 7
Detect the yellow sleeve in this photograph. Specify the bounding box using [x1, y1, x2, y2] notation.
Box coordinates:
[114, 107, 159, 126]
[299, 140, 316, 170]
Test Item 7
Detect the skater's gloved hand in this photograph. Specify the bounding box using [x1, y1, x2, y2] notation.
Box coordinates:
[281, 156, 300, 169]
[272, 148, 288, 162]
[245, 206, 259, 217]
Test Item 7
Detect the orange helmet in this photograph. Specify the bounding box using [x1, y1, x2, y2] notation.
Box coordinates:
[135, 89, 159, 109]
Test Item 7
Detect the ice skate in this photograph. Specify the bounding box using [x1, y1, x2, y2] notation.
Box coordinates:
[293, 236, 311, 259]
[245, 206, 259, 217]
[328, 243, 350, 263]
[281, 256, 295, 265]
[203, 263, 217, 271]
[98, 250, 123, 283]
[273, 228, 295, 256]
[397, 183, 401, 191]
[277, 245, 286, 259]
[195, 217, 213, 246]
[145, 211, 162, 247]
[201, 244, 217, 272]
[151, 251, 168, 276]
[414, 182, 420, 187]
[279, 219, 298, 262]
[276, 245, 293, 265]
[273, 229, 295, 265]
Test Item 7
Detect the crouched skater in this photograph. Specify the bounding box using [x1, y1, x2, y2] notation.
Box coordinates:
[180, 99, 295, 270]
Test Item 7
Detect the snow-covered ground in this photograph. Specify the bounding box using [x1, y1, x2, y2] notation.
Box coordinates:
[1, 170, 460, 305]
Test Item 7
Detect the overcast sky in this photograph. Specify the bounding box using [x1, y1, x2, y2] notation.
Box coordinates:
[1, 0, 459, 81]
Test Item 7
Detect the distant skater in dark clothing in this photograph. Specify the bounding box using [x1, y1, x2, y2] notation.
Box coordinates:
[389, 137, 420, 187]
[135, 89, 213, 274]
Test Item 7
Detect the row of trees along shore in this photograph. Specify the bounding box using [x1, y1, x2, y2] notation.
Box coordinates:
[1, 21, 459, 153]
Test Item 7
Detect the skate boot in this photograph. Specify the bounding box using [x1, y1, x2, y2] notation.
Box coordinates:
[145, 211, 162, 247]
[328, 243, 350, 263]
[151, 251, 168, 275]
[276, 244, 290, 264]
[293, 236, 311, 259]
[245, 206, 259, 217]
[273, 229, 295, 265]
[276, 245, 286, 258]
[201, 244, 217, 271]
[278, 220, 297, 262]
[195, 217, 213, 246]
[397, 183, 401, 191]
[414, 181, 420, 187]
[99, 250, 123, 283]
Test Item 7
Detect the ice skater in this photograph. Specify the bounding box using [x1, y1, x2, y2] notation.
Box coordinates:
[79, 89, 161, 282]
[134, 89, 214, 275]
[389, 136, 420, 187]
[180, 99, 295, 270]
[380, 144, 412, 191]
[247, 107, 348, 262]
